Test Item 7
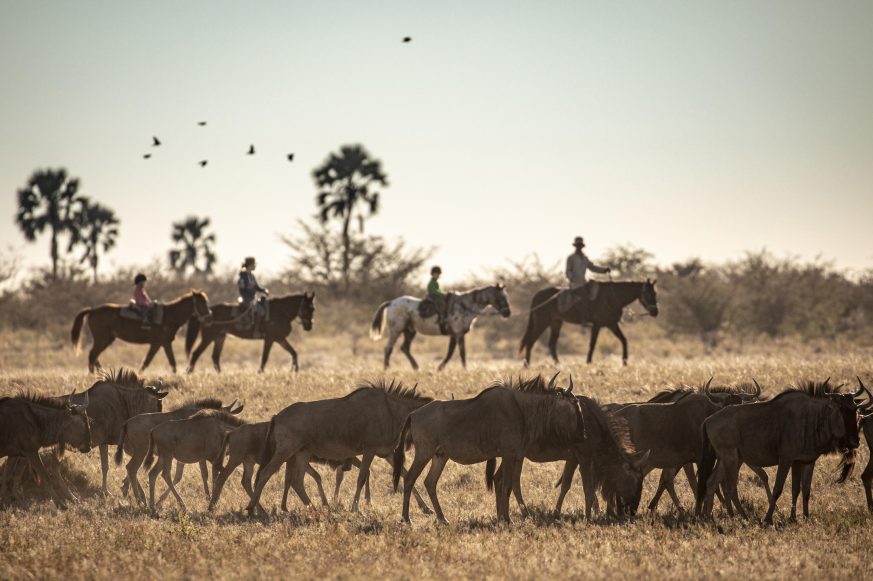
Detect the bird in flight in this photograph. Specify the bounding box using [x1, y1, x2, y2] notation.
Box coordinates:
[198, 121, 207, 126]
[247, 145, 255, 155]
[287, 153, 294, 162]
[199, 160, 208, 167]
[152, 136, 161, 146]
[143, 153, 151, 159]
[403, 36, 412, 43]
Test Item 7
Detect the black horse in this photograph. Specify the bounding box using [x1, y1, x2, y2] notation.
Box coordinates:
[185, 293, 315, 373]
[518, 280, 658, 367]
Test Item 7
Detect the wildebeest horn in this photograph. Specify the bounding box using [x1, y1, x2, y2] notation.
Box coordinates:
[703, 377, 714, 393]
[850, 377, 866, 398]
[81, 391, 89, 408]
[752, 379, 762, 397]
[230, 403, 245, 415]
[547, 372, 560, 389]
[631, 449, 651, 470]
[567, 374, 574, 394]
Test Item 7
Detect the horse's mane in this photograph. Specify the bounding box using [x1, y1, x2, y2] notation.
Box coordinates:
[172, 397, 224, 411]
[347, 379, 433, 402]
[12, 392, 70, 410]
[190, 408, 247, 426]
[97, 367, 145, 388]
[165, 289, 208, 305]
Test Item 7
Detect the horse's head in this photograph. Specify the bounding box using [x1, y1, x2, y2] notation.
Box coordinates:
[639, 279, 659, 317]
[191, 290, 213, 323]
[298, 292, 315, 331]
[489, 283, 511, 318]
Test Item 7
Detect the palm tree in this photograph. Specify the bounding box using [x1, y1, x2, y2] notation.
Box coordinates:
[15, 168, 82, 280]
[169, 216, 217, 276]
[68, 197, 120, 283]
[313, 144, 388, 290]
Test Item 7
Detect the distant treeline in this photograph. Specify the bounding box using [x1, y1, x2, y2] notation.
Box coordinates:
[1, 241, 871, 347]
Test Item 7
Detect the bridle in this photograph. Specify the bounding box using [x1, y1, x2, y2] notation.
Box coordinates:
[192, 294, 213, 323]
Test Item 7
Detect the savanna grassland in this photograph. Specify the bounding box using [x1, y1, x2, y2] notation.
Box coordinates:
[1, 326, 871, 580]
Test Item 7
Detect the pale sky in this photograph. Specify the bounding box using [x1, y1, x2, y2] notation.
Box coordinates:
[1, 0, 872, 283]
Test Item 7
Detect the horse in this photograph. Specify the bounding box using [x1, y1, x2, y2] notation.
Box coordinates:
[185, 293, 315, 373]
[71, 290, 212, 373]
[370, 284, 511, 370]
[518, 280, 658, 367]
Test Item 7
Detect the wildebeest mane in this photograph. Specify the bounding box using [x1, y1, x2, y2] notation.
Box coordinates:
[97, 367, 146, 388]
[190, 408, 248, 426]
[14, 392, 71, 410]
[773, 379, 840, 401]
[577, 397, 637, 498]
[492, 374, 559, 395]
[348, 379, 433, 402]
[648, 388, 694, 403]
[172, 397, 224, 411]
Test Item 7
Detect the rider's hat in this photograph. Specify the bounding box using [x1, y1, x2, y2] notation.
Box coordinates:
[243, 256, 256, 268]
[431, 265, 442, 275]
[134, 273, 147, 285]
[572, 236, 585, 248]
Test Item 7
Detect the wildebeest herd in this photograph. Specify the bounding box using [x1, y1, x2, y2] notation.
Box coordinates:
[2, 368, 872, 527]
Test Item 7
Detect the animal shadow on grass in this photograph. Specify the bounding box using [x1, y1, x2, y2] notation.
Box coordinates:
[1, 455, 101, 509]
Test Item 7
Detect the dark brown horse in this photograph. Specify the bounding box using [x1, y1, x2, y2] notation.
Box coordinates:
[518, 280, 658, 367]
[185, 293, 315, 373]
[71, 290, 212, 373]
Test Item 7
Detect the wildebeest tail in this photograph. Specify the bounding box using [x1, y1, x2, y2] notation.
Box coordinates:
[71, 308, 91, 353]
[185, 315, 201, 357]
[485, 458, 496, 492]
[143, 431, 157, 468]
[214, 430, 231, 471]
[258, 418, 277, 468]
[370, 301, 390, 340]
[392, 415, 413, 491]
[114, 423, 128, 465]
[696, 423, 716, 511]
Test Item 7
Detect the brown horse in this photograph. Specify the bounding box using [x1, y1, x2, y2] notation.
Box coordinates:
[71, 290, 212, 373]
[185, 293, 315, 373]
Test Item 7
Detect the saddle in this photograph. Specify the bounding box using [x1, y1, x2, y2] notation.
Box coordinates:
[120, 302, 163, 326]
[418, 293, 454, 335]
[233, 297, 270, 336]
[556, 284, 598, 318]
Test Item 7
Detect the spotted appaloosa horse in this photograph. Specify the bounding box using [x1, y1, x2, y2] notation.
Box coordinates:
[370, 284, 511, 370]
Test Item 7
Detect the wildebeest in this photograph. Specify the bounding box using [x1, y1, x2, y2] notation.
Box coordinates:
[392, 374, 585, 524]
[696, 379, 864, 524]
[145, 409, 247, 512]
[115, 398, 243, 506]
[370, 284, 511, 370]
[518, 280, 659, 367]
[71, 289, 212, 373]
[60, 368, 168, 495]
[0, 393, 92, 507]
[494, 393, 650, 518]
[185, 293, 316, 373]
[246, 380, 434, 516]
[208, 421, 370, 512]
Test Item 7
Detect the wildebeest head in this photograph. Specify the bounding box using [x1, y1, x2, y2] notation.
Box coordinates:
[299, 292, 315, 331]
[639, 279, 659, 317]
[552, 374, 586, 443]
[61, 390, 93, 454]
[702, 377, 763, 407]
[607, 449, 651, 517]
[827, 379, 863, 451]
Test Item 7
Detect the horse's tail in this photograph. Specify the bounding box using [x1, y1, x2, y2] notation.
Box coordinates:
[485, 458, 497, 492]
[114, 422, 128, 465]
[370, 301, 390, 340]
[71, 308, 91, 353]
[185, 315, 201, 358]
[392, 415, 413, 492]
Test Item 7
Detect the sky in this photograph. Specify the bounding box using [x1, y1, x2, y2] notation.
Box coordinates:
[1, 0, 872, 284]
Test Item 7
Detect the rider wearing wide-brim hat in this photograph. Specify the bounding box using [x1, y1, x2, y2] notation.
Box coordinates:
[566, 236, 609, 299]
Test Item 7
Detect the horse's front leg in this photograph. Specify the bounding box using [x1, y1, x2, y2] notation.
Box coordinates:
[259, 339, 274, 373]
[608, 323, 628, 366]
[586, 325, 601, 364]
[277, 337, 299, 372]
[161, 341, 177, 373]
[437, 336, 457, 372]
[141, 343, 161, 372]
[458, 334, 467, 368]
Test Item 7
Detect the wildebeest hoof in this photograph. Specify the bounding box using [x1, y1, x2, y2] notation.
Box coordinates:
[419, 505, 434, 516]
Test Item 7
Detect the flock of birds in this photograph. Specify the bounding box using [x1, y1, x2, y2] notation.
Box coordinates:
[142, 36, 413, 167]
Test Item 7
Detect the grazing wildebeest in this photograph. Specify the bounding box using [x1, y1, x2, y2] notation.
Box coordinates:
[208, 421, 370, 512]
[392, 374, 585, 524]
[56, 368, 168, 495]
[696, 379, 864, 524]
[0, 393, 92, 507]
[370, 284, 511, 370]
[246, 380, 434, 516]
[857, 378, 873, 512]
[144, 409, 247, 512]
[71, 290, 212, 373]
[115, 398, 243, 506]
[518, 280, 658, 367]
[494, 392, 650, 518]
[185, 293, 315, 373]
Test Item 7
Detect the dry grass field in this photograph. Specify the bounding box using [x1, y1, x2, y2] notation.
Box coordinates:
[1, 329, 871, 579]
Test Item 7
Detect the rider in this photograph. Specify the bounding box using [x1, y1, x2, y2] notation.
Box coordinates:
[133, 273, 152, 327]
[238, 257, 269, 332]
[426, 265, 450, 334]
[566, 236, 610, 301]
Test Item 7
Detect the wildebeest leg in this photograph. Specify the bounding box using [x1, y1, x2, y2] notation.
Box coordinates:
[607, 323, 628, 366]
[423, 455, 449, 524]
[579, 461, 600, 519]
[862, 453, 873, 512]
[140, 343, 161, 373]
[199, 460, 210, 499]
[586, 325, 601, 364]
[648, 470, 668, 512]
[25, 451, 66, 508]
[458, 335, 467, 368]
[281, 462, 293, 511]
[47, 458, 77, 503]
[208, 456, 243, 511]
[437, 336, 457, 372]
[553, 459, 577, 516]
[388, 461, 432, 514]
[125, 453, 148, 505]
[351, 453, 375, 512]
[510, 459, 527, 515]
[259, 339, 274, 373]
[332, 465, 345, 505]
[287, 456, 313, 507]
[547, 319, 562, 363]
[161, 342, 177, 374]
[401, 451, 431, 523]
[247, 452, 289, 515]
[156, 461, 184, 506]
[297, 463, 328, 508]
[801, 463, 814, 518]
[186, 334, 214, 373]
[211, 334, 227, 373]
[99, 444, 112, 496]
[494, 457, 516, 523]
[747, 464, 772, 504]
[682, 463, 697, 492]
[357, 457, 372, 505]
[159, 458, 187, 512]
[764, 461, 790, 525]
[276, 337, 299, 373]
[89, 336, 115, 373]
[789, 463, 802, 520]
[383, 331, 400, 369]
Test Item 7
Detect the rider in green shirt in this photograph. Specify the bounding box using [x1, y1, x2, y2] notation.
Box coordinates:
[426, 266, 449, 333]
